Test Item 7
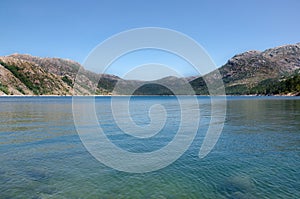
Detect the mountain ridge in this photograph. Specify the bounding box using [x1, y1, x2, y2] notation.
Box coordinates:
[191, 42, 300, 95]
[1, 43, 300, 96]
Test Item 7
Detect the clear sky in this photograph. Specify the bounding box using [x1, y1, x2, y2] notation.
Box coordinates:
[1, 0, 300, 79]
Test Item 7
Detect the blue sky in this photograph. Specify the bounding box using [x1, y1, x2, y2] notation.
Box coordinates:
[1, 0, 300, 79]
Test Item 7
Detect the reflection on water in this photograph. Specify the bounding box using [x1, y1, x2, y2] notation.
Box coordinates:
[0, 96, 299, 198]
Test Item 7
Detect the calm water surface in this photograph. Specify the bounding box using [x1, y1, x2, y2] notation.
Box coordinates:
[0, 96, 299, 198]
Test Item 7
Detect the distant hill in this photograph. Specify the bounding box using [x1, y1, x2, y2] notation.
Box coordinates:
[0, 43, 299, 96]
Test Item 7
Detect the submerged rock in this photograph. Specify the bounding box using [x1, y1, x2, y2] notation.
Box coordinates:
[219, 174, 256, 199]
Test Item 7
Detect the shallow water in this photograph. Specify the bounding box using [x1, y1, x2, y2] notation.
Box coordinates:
[0, 96, 299, 198]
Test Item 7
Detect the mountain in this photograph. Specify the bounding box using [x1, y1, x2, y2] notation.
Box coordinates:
[0, 43, 300, 96]
[191, 43, 300, 95]
[0, 56, 72, 95]
[0, 54, 119, 95]
[0, 54, 192, 96]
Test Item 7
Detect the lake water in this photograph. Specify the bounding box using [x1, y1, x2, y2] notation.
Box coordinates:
[0, 96, 299, 198]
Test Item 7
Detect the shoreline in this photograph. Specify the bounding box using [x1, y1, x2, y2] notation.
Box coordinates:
[0, 94, 299, 97]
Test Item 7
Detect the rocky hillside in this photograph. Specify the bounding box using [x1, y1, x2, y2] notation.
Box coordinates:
[0, 43, 299, 96]
[0, 56, 72, 95]
[191, 43, 300, 95]
[0, 54, 118, 95]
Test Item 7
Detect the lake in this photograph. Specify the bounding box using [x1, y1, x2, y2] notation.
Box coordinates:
[0, 96, 299, 198]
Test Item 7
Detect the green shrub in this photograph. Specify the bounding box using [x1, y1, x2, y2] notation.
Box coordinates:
[0, 83, 9, 94]
[16, 86, 25, 94]
[62, 75, 73, 86]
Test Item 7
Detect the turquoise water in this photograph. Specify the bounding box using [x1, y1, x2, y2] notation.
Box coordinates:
[0, 96, 299, 198]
